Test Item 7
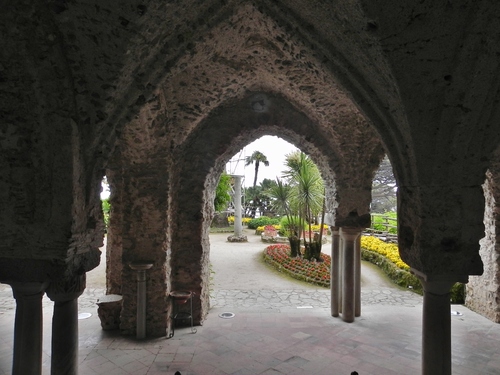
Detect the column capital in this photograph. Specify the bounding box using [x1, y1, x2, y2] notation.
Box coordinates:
[411, 268, 468, 295]
[46, 274, 86, 302]
[129, 262, 154, 271]
[9, 281, 49, 299]
[340, 227, 362, 241]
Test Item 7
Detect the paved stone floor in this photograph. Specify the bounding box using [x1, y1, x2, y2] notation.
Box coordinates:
[210, 287, 423, 310]
[0, 231, 500, 374]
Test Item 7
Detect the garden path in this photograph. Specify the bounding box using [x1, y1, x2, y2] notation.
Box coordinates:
[0, 230, 422, 314]
[209, 228, 422, 310]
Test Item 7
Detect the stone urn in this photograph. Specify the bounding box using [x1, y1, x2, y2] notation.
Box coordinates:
[170, 291, 192, 305]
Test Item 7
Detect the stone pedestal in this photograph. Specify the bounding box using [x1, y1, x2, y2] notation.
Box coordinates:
[97, 294, 123, 330]
[129, 262, 154, 339]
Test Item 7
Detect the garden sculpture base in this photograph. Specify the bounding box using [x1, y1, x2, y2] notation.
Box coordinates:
[261, 234, 289, 243]
[227, 235, 248, 242]
[96, 294, 123, 330]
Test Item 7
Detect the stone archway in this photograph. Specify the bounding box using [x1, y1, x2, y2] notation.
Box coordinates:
[168, 91, 384, 324]
[467, 147, 500, 322]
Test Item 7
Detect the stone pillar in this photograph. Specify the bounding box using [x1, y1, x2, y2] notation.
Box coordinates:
[355, 235, 361, 317]
[129, 262, 154, 339]
[339, 235, 343, 313]
[233, 175, 243, 237]
[9, 281, 48, 375]
[46, 274, 86, 375]
[415, 272, 465, 375]
[330, 227, 340, 317]
[340, 227, 361, 323]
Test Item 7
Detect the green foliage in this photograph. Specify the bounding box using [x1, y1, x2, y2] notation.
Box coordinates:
[279, 216, 304, 236]
[245, 150, 270, 189]
[247, 216, 280, 229]
[371, 212, 398, 234]
[451, 283, 466, 304]
[283, 151, 325, 260]
[102, 198, 110, 229]
[243, 178, 277, 217]
[266, 151, 326, 260]
[214, 172, 232, 212]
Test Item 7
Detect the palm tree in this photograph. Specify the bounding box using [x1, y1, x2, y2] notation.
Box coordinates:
[245, 151, 269, 189]
[267, 179, 302, 257]
[245, 151, 270, 217]
[243, 179, 276, 217]
[283, 151, 325, 261]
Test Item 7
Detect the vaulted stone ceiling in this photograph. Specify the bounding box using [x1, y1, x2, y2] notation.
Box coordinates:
[4, 1, 499, 181]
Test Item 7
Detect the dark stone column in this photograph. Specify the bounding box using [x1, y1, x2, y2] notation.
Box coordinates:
[46, 274, 86, 375]
[414, 272, 466, 375]
[355, 235, 361, 317]
[9, 281, 48, 375]
[330, 227, 340, 317]
[340, 227, 361, 323]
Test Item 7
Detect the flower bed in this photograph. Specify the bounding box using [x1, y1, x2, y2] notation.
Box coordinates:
[360, 235, 464, 303]
[256, 224, 280, 235]
[361, 236, 410, 270]
[263, 236, 465, 303]
[227, 216, 251, 225]
[263, 244, 330, 287]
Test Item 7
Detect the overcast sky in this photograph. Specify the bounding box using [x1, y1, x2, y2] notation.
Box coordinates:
[226, 135, 298, 188]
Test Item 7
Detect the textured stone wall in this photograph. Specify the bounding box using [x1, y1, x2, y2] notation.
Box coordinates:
[467, 169, 500, 322]
[119, 170, 169, 336]
[112, 97, 172, 336]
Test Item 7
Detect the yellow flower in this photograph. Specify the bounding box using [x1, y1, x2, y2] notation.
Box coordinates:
[361, 236, 410, 271]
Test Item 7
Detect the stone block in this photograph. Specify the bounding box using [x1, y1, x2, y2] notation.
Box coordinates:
[97, 294, 123, 330]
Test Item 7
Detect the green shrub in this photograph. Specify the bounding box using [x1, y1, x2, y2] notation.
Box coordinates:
[372, 213, 398, 234]
[214, 173, 232, 212]
[279, 216, 305, 236]
[450, 283, 465, 304]
[247, 216, 280, 229]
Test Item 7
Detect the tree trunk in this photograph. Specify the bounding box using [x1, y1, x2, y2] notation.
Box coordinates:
[304, 239, 322, 261]
[288, 236, 300, 257]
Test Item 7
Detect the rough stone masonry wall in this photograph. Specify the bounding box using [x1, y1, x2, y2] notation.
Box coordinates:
[466, 170, 500, 322]
[115, 97, 171, 337]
